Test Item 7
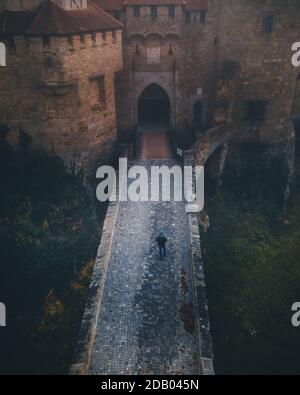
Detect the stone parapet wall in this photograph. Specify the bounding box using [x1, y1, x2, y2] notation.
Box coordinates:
[69, 147, 128, 375]
[117, 0, 300, 170]
[227, 125, 296, 173]
[184, 148, 215, 375]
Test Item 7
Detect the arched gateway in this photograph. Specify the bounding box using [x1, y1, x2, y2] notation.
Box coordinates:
[138, 83, 170, 127]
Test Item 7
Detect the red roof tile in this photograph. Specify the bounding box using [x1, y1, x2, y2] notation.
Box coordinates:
[184, 0, 208, 11]
[124, 0, 183, 5]
[0, 0, 122, 36]
[0, 10, 35, 35]
[123, 0, 208, 8]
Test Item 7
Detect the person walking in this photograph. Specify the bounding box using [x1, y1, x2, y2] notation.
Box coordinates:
[156, 232, 167, 260]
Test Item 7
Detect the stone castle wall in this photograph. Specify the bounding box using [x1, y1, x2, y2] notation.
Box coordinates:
[114, 0, 300, 172]
[216, 0, 299, 163]
[0, 29, 123, 168]
[1, 0, 300, 171]
[116, 3, 218, 134]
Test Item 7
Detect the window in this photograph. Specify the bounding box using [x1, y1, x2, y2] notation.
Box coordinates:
[185, 11, 191, 24]
[113, 11, 120, 20]
[151, 5, 157, 19]
[90, 76, 106, 108]
[221, 61, 241, 80]
[42, 35, 50, 48]
[263, 15, 274, 33]
[200, 11, 206, 24]
[292, 74, 300, 119]
[168, 5, 175, 18]
[133, 5, 140, 17]
[245, 100, 267, 122]
[80, 33, 85, 46]
[216, 99, 229, 111]
[70, 0, 76, 9]
[68, 35, 74, 47]
[7, 37, 16, 50]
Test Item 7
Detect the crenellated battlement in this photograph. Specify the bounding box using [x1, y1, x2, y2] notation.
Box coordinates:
[2, 0, 41, 11]
[3, 29, 122, 55]
[2, 0, 88, 11]
[1, 0, 300, 173]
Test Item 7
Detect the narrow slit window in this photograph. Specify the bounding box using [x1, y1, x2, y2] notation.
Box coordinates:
[80, 33, 85, 46]
[42, 35, 50, 48]
[245, 100, 267, 122]
[185, 11, 191, 24]
[200, 11, 207, 24]
[263, 15, 274, 33]
[168, 5, 175, 18]
[133, 6, 140, 17]
[90, 75, 106, 108]
[151, 6, 157, 19]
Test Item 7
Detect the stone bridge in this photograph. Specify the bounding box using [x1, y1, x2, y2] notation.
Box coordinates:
[194, 124, 231, 166]
[69, 125, 231, 376]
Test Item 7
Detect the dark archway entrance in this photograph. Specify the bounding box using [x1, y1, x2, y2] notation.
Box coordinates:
[138, 83, 170, 127]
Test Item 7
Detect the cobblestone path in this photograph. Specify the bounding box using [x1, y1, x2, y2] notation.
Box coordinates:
[138, 125, 172, 160]
[89, 159, 199, 375]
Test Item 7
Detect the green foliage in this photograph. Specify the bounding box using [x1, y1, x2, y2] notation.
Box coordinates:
[223, 142, 289, 208]
[0, 127, 102, 374]
[202, 179, 300, 374]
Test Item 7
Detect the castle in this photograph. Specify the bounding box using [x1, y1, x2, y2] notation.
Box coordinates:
[0, 0, 300, 174]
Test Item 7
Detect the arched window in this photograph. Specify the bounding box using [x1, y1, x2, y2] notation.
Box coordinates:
[193, 101, 203, 125]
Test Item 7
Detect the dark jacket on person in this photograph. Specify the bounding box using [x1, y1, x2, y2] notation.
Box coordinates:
[156, 235, 167, 247]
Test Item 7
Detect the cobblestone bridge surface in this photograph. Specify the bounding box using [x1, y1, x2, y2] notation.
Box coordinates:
[89, 159, 199, 375]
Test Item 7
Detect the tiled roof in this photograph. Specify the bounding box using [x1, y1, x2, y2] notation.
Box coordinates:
[184, 0, 208, 11]
[91, 0, 123, 11]
[0, 0, 122, 36]
[0, 10, 35, 35]
[123, 0, 208, 9]
[124, 0, 183, 5]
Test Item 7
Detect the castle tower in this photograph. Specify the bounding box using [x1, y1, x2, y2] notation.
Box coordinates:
[0, 0, 88, 11]
[1, 0, 42, 11]
[0, 0, 124, 169]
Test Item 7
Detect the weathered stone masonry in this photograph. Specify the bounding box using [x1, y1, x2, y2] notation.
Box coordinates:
[97, 0, 300, 173]
[1, 0, 300, 376]
[0, 0, 123, 168]
[215, 0, 299, 172]
[1, 0, 300, 171]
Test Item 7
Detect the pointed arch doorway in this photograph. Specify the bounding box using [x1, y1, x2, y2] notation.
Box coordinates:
[138, 83, 170, 127]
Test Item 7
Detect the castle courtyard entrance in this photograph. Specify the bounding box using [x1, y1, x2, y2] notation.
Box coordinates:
[137, 83, 172, 159]
[138, 83, 170, 128]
